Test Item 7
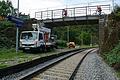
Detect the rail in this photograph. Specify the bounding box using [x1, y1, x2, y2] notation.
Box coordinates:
[35, 4, 111, 20]
[0, 48, 84, 79]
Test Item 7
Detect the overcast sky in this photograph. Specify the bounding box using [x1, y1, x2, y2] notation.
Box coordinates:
[6, 0, 120, 17]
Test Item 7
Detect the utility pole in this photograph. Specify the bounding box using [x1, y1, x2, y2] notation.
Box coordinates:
[67, 26, 69, 42]
[112, 0, 114, 12]
[16, 0, 19, 53]
[90, 34, 93, 46]
[65, 0, 69, 43]
[81, 31, 83, 46]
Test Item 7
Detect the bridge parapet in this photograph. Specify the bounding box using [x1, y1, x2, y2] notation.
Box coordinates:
[35, 4, 111, 20]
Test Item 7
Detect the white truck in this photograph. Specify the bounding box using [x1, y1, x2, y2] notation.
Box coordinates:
[19, 23, 56, 52]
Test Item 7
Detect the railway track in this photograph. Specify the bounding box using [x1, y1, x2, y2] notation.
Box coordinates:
[27, 49, 95, 80]
[0, 48, 95, 80]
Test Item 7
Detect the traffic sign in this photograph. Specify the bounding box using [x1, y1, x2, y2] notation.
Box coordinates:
[7, 16, 24, 27]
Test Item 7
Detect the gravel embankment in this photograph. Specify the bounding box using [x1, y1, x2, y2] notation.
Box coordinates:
[74, 50, 119, 80]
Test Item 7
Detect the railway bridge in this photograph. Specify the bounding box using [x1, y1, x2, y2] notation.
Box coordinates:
[35, 4, 111, 27]
[35, 4, 111, 52]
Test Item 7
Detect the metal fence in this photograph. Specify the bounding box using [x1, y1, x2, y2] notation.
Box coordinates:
[35, 4, 111, 20]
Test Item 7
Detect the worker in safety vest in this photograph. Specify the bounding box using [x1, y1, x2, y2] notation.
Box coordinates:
[97, 5, 102, 15]
[62, 9, 67, 17]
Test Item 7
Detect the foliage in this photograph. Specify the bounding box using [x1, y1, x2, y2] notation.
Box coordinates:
[0, 20, 15, 29]
[0, 33, 15, 48]
[56, 40, 67, 48]
[0, 1, 15, 48]
[103, 42, 120, 69]
[100, 5, 120, 77]
[53, 25, 98, 46]
[104, 53, 120, 65]
[111, 5, 120, 21]
[0, 0, 14, 16]
[116, 71, 120, 78]
[102, 5, 120, 53]
[0, 0, 15, 28]
[80, 31, 91, 45]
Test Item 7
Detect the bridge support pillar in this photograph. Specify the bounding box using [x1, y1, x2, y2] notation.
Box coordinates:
[99, 15, 107, 54]
[99, 15, 108, 54]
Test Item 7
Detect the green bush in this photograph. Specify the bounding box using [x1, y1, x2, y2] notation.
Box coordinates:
[104, 53, 120, 65]
[56, 40, 67, 48]
[0, 21, 14, 29]
[104, 42, 120, 66]
[0, 33, 15, 48]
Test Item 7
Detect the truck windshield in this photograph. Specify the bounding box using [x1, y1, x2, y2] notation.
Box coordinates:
[21, 32, 37, 40]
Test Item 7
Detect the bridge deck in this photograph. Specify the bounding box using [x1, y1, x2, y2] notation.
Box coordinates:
[39, 15, 99, 27]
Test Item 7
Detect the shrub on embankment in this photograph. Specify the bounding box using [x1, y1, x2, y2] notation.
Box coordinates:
[103, 42, 120, 71]
[101, 5, 120, 53]
[56, 40, 67, 48]
[0, 20, 33, 49]
[0, 32, 15, 48]
[0, 20, 16, 48]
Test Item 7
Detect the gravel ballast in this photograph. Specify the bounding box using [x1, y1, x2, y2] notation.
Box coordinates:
[74, 50, 119, 80]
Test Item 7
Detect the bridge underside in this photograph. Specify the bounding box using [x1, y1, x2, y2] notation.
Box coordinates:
[38, 15, 99, 27]
[44, 19, 98, 27]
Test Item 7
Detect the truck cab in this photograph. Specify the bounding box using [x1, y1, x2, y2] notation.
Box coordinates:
[19, 31, 45, 51]
[19, 23, 55, 52]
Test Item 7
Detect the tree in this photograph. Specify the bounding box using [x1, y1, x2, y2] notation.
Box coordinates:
[52, 25, 98, 46]
[0, 0, 14, 17]
[101, 5, 120, 53]
[0, 0, 15, 29]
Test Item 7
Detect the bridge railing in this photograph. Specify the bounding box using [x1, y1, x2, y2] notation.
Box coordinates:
[35, 4, 111, 20]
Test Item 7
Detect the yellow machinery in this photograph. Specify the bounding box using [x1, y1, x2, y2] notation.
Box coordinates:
[67, 42, 75, 48]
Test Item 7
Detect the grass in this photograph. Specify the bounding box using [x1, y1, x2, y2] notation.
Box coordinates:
[0, 48, 57, 69]
[116, 71, 120, 78]
[0, 48, 25, 60]
[0, 48, 76, 69]
[0, 64, 8, 68]
[80, 45, 98, 48]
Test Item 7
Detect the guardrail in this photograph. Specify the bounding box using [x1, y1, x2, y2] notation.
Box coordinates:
[35, 4, 111, 20]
